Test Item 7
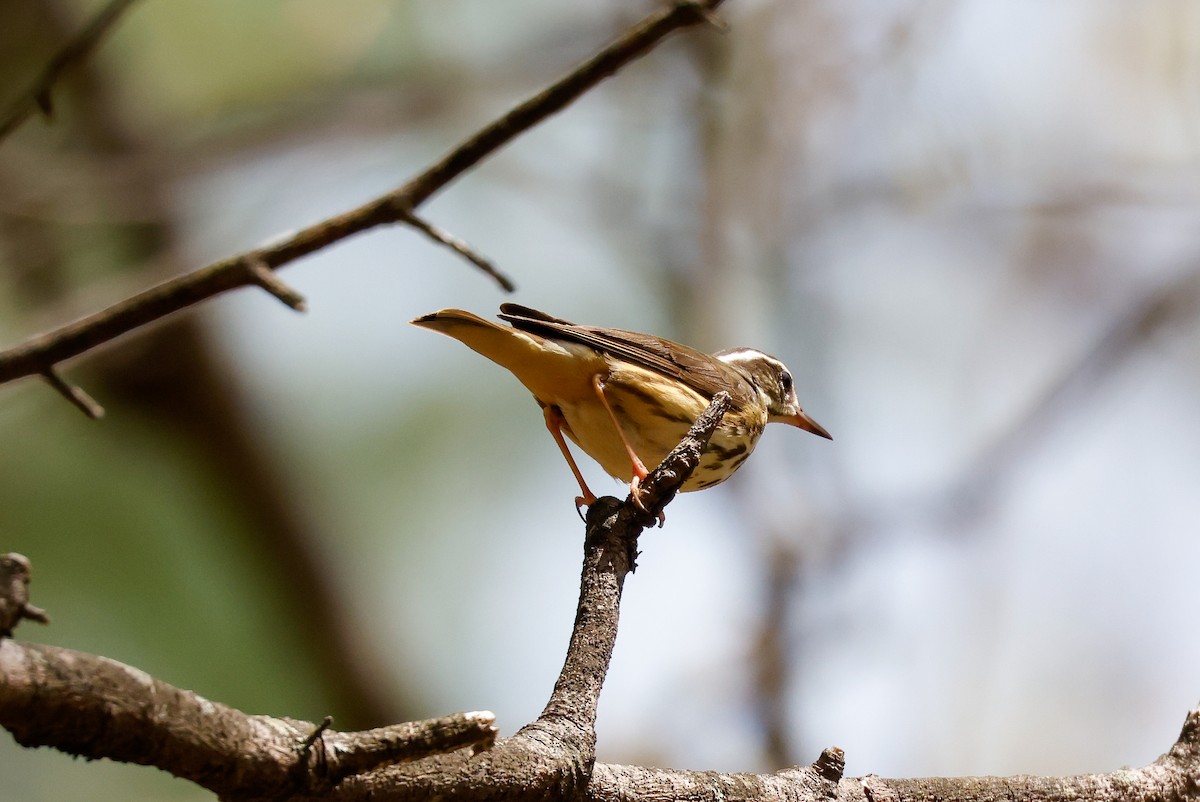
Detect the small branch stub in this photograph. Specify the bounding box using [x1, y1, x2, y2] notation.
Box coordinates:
[40, 367, 104, 419]
[300, 715, 333, 753]
[398, 210, 516, 292]
[0, 553, 50, 637]
[244, 257, 308, 311]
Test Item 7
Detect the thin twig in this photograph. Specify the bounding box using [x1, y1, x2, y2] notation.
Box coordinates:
[398, 211, 515, 292]
[244, 256, 308, 311]
[615, 390, 734, 533]
[39, 367, 104, 419]
[0, 0, 141, 142]
[0, 0, 727, 414]
[939, 265, 1200, 526]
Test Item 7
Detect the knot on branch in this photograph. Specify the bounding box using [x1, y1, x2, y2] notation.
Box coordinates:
[814, 746, 845, 784]
[0, 553, 49, 637]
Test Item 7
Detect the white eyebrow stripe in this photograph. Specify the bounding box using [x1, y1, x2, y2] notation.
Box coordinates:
[715, 348, 783, 370]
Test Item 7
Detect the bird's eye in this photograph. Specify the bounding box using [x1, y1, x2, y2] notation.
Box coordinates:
[780, 370, 793, 393]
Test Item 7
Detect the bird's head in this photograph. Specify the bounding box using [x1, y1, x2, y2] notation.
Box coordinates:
[714, 348, 832, 439]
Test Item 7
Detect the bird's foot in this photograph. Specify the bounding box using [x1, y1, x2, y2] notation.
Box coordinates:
[628, 475, 665, 528]
[574, 492, 598, 521]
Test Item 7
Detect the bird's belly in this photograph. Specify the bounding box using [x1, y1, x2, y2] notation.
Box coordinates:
[556, 364, 766, 492]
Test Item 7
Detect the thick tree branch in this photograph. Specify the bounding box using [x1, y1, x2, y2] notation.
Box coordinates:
[3, 383, 1200, 800]
[0, 0, 728, 411]
[0, 638, 497, 798]
[831, 711, 1200, 802]
[588, 747, 845, 802]
[0, 394, 732, 799]
[0, 0, 140, 142]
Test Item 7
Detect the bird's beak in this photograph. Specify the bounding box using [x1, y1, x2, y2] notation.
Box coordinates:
[786, 409, 832, 440]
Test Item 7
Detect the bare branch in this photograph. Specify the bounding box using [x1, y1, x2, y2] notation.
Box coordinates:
[8, 624, 1200, 802]
[244, 255, 308, 311]
[39, 367, 104, 419]
[321, 712, 499, 780]
[0, 0, 729, 415]
[753, 539, 802, 767]
[614, 389, 734, 534]
[4, 414, 1200, 799]
[398, 211, 515, 292]
[533, 393, 734, 737]
[828, 710, 1200, 802]
[938, 266, 1200, 527]
[0, 0, 140, 142]
[588, 747, 844, 801]
[0, 637, 498, 798]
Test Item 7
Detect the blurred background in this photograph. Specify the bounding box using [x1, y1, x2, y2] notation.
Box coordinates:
[3, 1, 1200, 799]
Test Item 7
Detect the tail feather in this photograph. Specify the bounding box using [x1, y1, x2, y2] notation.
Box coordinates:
[410, 308, 600, 401]
[410, 309, 537, 360]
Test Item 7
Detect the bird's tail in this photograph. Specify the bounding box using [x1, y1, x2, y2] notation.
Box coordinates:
[411, 308, 594, 400]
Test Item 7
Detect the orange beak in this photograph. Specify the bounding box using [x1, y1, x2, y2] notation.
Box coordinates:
[785, 410, 832, 440]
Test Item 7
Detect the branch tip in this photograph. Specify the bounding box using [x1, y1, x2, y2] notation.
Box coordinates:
[244, 258, 307, 311]
[0, 553, 50, 637]
[399, 211, 516, 292]
[464, 710, 496, 726]
[40, 367, 105, 419]
[1173, 706, 1200, 751]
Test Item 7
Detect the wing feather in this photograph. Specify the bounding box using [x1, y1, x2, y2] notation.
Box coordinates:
[497, 303, 755, 405]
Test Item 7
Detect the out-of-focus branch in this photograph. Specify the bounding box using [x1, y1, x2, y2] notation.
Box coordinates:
[0, 0, 729, 415]
[399, 210, 512, 292]
[942, 265, 1200, 524]
[0, 0, 139, 142]
[752, 537, 802, 768]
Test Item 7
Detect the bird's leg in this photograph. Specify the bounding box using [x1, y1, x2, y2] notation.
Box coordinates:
[543, 405, 598, 511]
[590, 375, 660, 520]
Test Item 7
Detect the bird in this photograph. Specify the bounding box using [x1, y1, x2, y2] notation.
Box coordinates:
[411, 304, 830, 510]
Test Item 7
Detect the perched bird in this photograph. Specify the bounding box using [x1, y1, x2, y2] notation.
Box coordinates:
[411, 304, 830, 509]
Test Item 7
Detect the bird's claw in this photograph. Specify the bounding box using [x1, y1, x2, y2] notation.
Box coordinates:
[574, 493, 597, 521]
[628, 476, 665, 527]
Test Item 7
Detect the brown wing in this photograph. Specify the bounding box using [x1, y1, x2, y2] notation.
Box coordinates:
[497, 303, 755, 405]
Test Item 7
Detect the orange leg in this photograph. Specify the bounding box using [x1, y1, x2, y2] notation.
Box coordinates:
[591, 374, 655, 513]
[543, 405, 598, 510]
